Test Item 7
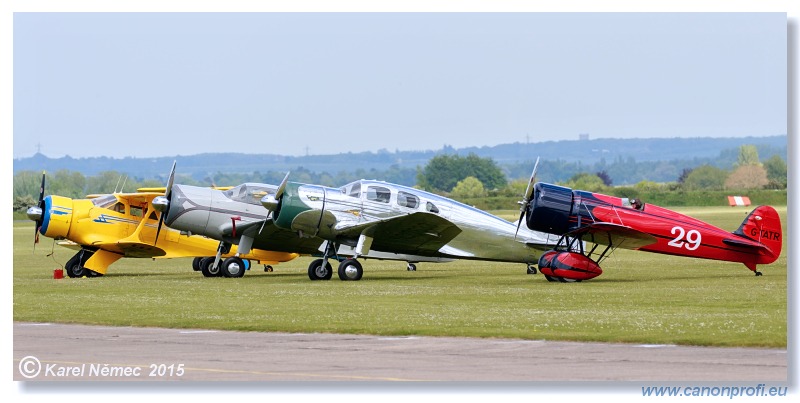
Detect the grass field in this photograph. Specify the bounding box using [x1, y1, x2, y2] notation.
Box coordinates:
[12, 206, 788, 348]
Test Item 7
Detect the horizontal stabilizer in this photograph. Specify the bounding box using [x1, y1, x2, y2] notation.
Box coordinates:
[722, 237, 762, 249]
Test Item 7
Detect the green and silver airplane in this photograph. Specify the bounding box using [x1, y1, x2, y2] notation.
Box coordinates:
[153, 163, 561, 281]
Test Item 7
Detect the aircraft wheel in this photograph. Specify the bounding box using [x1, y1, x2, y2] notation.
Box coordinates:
[527, 264, 537, 275]
[200, 257, 222, 277]
[308, 259, 333, 281]
[338, 258, 363, 281]
[406, 263, 417, 272]
[65, 250, 93, 278]
[221, 257, 246, 278]
[543, 274, 558, 282]
[192, 257, 204, 271]
[264, 265, 274, 272]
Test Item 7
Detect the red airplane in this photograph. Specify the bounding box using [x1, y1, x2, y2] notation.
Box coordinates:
[516, 160, 783, 282]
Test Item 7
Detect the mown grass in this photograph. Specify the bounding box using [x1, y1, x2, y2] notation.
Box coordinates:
[12, 206, 787, 347]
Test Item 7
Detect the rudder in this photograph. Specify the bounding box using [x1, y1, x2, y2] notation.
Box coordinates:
[733, 205, 782, 264]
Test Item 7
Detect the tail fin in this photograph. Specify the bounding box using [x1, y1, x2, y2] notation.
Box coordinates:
[733, 205, 782, 265]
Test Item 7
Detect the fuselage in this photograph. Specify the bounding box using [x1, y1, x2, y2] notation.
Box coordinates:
[164, 180, 560, 264]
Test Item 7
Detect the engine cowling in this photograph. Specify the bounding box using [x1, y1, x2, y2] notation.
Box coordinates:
[538, 250, 602, 282]
[39, 195, 74, 240]
[526, 183, 575, 235]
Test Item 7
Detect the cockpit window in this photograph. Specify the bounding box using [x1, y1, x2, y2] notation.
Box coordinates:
[91, 194, 119, 209]
[348, 182, 361, 198]
[111, 202, 126, 214]
[426, 201, 440, 214]
[130, 205, 144, 217]
[224, 184, 273, 206]
[366, 186, 391, 203]
[397, 191, 419, 209]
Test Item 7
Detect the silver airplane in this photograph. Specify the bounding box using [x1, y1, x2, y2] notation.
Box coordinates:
[152, 164, 561, 281]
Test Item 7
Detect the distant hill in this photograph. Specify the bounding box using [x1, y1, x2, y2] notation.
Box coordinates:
[12, 135, 787, 186]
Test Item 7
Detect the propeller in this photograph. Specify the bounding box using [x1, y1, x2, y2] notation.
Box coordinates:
[261, 171, 290, 213]
[26, 171, 46, 250]
[515, 157, 540, 239]
[152, 161, 177, 246]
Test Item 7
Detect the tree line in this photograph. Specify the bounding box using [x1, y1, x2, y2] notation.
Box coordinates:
[12, 145, 788, 214]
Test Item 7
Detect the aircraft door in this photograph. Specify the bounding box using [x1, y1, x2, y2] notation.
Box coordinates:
[362, 184, 394, 220]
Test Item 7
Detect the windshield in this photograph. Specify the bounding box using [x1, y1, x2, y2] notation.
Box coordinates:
[91, 194, 118, 209]
[223, 184, 275, 205]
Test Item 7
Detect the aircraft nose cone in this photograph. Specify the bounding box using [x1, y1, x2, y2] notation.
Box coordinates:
[261, 194, 279, 211]
[26, 206, 43, 222]
[152, 196, 169, 213]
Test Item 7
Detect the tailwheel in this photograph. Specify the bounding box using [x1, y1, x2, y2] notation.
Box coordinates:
[527, 264, 537, 275]
[338, 258, 363, 281]
[407, 263, 416, 272]
[308, 259, 333, 281]
[264, 265, 274, 272]
[755, 271, 763, 276]
[221, 257, 246, 278]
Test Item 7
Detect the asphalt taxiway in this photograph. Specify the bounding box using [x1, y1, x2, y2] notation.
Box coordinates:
[13, 322, 787, 382]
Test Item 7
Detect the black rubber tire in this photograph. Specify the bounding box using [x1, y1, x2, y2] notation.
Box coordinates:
[307, 259, 333, 280]
[192, 257, 204, 271]
[338, 258, 363, 281]
[221, 257, 246, 278]
[65, 250, 93, 278]
[200, 257, 221, 277]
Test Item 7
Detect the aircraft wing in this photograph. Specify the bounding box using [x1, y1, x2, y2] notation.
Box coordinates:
[86, 241, 167, 258]
[85, 192, 165, 201]
[566, 222, 657, 250]
[57, 237, 168, 258]
[336, 212, 463, 255]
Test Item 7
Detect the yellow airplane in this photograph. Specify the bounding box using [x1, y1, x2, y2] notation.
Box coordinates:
[26, 172, 298, 278]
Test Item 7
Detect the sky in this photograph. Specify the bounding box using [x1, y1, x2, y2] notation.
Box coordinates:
[9, 8, 788, 159]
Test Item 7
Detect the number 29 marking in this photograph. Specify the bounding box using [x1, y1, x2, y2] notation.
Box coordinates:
[668, 226, 702, 251]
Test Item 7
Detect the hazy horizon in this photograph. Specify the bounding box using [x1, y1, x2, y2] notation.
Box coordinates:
[13, 13, 787, 159]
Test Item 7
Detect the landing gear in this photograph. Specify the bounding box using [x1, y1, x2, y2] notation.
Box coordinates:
[220, 257, 246, 278]
[338, 258, 363, 281]
[264, 265, 274, 272]
[755, 271, 763, 276]
[527, 264, 537, 275]
[200, 257, 222, 277]
[65, 250, 94, 278]
[544, 274, 581, 283]
[192, 257, 203, 271]
[407, 263, 417, 272]
[308, 259, 333, 280]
